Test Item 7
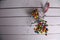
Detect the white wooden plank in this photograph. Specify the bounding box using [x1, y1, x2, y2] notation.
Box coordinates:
[42, 34, 60, 40]
[0, 0, 42, 8]
[0, 9, 60, 16]
[0, 17, 60, 25]
[49, 0, 60, 7]
[0, 35, 42, 40]
[44, 17, 60, 24]
[0, 26, 30, 34]
[45, 9, 60, 16]
[0, 34, 60, 40]
[0, 17, 31, 25]
[0, 8, 34, 16]
[0, 26, 60, 34]
[0, 0, 60, 8]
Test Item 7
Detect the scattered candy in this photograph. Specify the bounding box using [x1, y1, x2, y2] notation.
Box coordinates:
[32, 9, 39, 20]
[32, 8, 49, 36]
[34, 19, 48, 35]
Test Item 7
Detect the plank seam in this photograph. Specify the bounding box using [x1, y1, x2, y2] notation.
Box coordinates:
[0, 7, 60, 9]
